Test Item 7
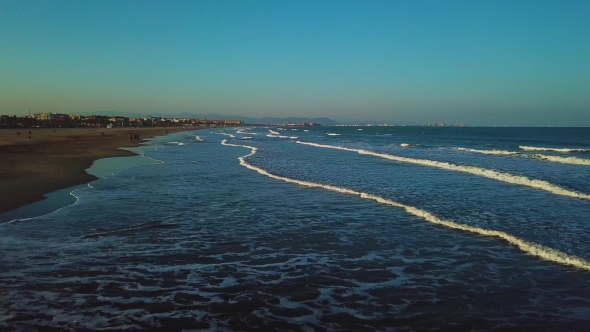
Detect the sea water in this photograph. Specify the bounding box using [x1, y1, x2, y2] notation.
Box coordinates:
[2, 127, 590, 330]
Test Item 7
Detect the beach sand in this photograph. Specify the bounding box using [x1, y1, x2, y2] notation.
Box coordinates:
[0, 127, 187, 214]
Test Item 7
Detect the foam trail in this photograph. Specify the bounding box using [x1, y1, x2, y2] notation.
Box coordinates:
[296, 141, 590, 201]
[327, 133, 341, 136]
[400, 143, 410, 147]
[269, 130, 280, 135]
[3, 187, 87, 225]
[458, 147, 590, 165]
[457, 147, 518, 155]
[218, 133, 236, 138]
[195, 136, 204, 141]
[520, 146, 590, 153]
[220, 139, 590, 271]
[529, 154, 590, 166]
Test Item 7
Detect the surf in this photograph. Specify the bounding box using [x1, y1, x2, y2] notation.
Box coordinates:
[221, 139, 590, 272]
[457, 147, 590, 165]
[520, 146, 590, 153]
[457, 147, 518, 155]
[296, 141, 590, 201]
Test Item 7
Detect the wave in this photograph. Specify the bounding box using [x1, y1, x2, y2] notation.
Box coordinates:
[303, 130, 309, 132]
[220, 139, 590, 271]
[296, 141, 590, 201]
[269, 130, 280, 135]
[520, 146, 590, 153]
[457, 147, 518, 155]
[241, 137, 253, 140]
[218, 133, 236, 138]
[290, 136, 298, 139]
[457, 147, 590, 165]
[400, 143, 410, 147]
[529, 154, 590, 166]
[81, 220, 178, 238]
[266, 134, 280, 138]
[2, 186, 89, 225]
[327, 133, 341, 136]
[195, 136, 204, 142]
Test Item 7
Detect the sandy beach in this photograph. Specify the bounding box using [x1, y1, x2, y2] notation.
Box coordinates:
[0, 127, 187, 214]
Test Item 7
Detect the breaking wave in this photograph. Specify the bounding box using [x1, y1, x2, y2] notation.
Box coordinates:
[520, 146, 590, 153]
[457, 147, 518, 155]
[457, 147, 590, 165]
[269, 130, 280, 135]
[327, 133, 341, 136]
[195, 136, 204, 141]
[296, 141, 590, 201]
[220, 139, 590, 271]
[529, 154, 590, 166]
[400, 143, 410, 147]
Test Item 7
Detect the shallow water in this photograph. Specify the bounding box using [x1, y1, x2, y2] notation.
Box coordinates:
[2, 127, 590, 331]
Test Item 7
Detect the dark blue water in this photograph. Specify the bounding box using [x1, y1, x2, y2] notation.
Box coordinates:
[2, 127, 590, 331]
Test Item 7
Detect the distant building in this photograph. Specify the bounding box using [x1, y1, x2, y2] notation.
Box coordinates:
[224, 119, 244, 125]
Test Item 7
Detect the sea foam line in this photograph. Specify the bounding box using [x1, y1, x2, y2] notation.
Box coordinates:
[457, 147, 590, 165]
[528, 154, 590, 166]
[220, 139, 590, 271]
[457, 147, 519, 155]
[520, 146, 590, 153]
[296, 141, 590, 201]
[3, 186, 88, 225]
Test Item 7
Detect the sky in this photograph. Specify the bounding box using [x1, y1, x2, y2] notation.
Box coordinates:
[1, 0, 589, 126]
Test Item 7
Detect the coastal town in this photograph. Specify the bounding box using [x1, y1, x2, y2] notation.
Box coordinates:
[0, 112, 329, 129]
[0, 113, 244, 129]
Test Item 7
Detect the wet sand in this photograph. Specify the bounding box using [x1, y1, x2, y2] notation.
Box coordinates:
[0, 127, 187, 214]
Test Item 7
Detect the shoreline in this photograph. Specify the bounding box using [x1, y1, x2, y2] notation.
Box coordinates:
[0, 127, 191, 214]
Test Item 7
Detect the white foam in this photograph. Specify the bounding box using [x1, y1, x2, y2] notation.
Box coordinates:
[327, 133, 341, 136]
[457, 147, 518, 155]
[279, 135, 289, 138]
[400, 143, 410, 147]
[303, 130, 309, 132]
[218, 133, 236, 138]
[220, 139, 590, 271]
[296, 141, 590, 201]
[269, 130, 280, 135]
[241, 136, 253, 140]
[458, 147, 590, 165]
[290, 136, 298, 139]
[358, 129, 363, 131]
[520, 146, 590, 153]
[266, 134, 280, 138]
[529, 154, 590, 166]
[195, 136, 204, 142]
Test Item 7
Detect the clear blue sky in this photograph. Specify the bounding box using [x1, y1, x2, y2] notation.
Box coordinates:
[1, 0, 589, 125]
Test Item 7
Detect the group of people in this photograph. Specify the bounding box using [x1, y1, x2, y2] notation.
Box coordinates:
[129, 133, 140, 142]
[16, 130, 32, 138]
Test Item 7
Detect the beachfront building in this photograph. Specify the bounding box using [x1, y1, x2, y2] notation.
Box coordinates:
[224, 119, 244, 125]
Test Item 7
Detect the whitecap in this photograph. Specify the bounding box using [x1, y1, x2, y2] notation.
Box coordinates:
[296, 141, 590, 201]
[457, 147, 517, 155]
[327, 133, 341, 136]
[520, 146, 590, 153]
[221, 139, 590, 272]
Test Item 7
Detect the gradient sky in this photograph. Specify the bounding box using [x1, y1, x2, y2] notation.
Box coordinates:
[1, 0, 589, 125]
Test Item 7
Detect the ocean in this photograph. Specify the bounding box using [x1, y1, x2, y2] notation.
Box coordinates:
[2, 126, 590, 331]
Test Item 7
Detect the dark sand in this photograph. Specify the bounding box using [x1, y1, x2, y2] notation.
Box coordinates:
[0, 127, 187, 214]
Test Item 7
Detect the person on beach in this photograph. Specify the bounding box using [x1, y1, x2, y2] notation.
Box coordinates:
[129, 134, 132, 142]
